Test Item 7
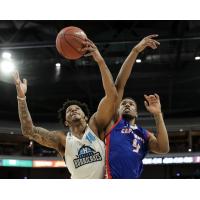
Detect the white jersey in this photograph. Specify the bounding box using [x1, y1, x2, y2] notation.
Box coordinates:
[64, 125, 105, 179]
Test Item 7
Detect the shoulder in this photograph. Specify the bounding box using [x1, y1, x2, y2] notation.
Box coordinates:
[105, 116, 122, 135]
[88, 113, 99, 137]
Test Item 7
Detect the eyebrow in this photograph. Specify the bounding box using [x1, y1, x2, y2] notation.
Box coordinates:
[122, 100, 132, 103]
[121, 101, 136, 105]
[66, 106, 74, 112]
[67, 105, 80, 111]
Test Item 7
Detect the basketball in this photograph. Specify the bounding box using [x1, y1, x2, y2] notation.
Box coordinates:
[56, 26, 88, 60]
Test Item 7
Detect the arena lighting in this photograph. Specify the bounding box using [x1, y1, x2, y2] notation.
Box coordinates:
[56, 65, 61, 71]
[2, 52, 12, 59]
[176, 172, 181, 177]
[2, 159, 32, 167]
[143, 156, 194, 165]
[0, 155, 199, 168]
[0, 60, 15, 74]
[136, 59, 141, 63]
[55, 63, 61, 81]
[55, 62, 61, 68]
[9, 160, 17, 165]
[151, 158, 162, 164]
[33, 160, 53, 167]
[195, 56, 200, 60]
[0, 159, 66, 168]
[32, 160, 66, 167]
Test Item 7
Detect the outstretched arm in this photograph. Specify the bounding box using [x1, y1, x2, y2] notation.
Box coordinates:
[13, 71, 65, 153]
[84, 40, 117, 132]
[115, 35, 160, 109]
[144, 94, 170, 154]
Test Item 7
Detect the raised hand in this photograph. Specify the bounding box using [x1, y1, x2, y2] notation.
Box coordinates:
[81, 39, 104, 63]
[134, 34, 160, 53]
[12, 70, 27, 98]
[144, 93, 161, 115]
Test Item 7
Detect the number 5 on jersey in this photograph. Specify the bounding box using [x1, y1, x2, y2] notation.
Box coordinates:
[132, 138, 140, 153]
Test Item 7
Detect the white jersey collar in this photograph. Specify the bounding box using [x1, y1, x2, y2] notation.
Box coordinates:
[130, 124, 138, 130]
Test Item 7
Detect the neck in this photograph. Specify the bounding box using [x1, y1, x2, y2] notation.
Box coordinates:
[122, 114, 136, 125]
[69, 120, 87, 136]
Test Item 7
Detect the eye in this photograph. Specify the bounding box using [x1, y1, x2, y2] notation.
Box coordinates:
[73, 106, 79, 111]
[66, 107, 72, 113]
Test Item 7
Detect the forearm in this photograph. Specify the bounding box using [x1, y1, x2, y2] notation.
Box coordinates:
[17, 100, 61, 149]
[154, 113, 170, 153]
[97, 59, 116, 97]
[17, 97, 34, 137]
[115, 47, 139, 90]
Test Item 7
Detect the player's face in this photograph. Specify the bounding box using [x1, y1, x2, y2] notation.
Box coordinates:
[65, 105, 86, 123]
[119, 99, 137, 118]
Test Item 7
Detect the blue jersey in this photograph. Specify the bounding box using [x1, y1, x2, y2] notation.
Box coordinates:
[105, 117, 150, 179]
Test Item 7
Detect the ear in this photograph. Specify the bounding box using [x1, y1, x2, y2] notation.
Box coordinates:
[64, 120, 69, 127]
[85, 116, 88, 122]
[135, 111, 138, 118]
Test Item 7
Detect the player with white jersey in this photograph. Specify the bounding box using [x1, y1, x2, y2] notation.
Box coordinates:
[13, 39, 117, 178]
[65, 125, 105, 178]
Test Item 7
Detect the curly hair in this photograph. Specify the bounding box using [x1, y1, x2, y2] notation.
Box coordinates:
[58, 99, 90, 127]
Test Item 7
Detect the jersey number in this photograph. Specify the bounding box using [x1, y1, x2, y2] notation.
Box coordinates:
[132, 139, 141, 153]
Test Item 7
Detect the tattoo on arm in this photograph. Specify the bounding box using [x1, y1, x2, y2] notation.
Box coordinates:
[18, 99, 33, 133]
[18, 100, 60, 150]
[30, 127, 60, 150]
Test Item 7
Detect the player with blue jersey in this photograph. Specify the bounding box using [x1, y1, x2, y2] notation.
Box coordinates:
[105, 35, 170, 179]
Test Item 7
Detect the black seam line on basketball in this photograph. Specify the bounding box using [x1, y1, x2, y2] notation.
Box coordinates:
[59, 35, 66, 58]
[60, 33, 86, 43]
[62, 33, 87, 42]
[62, 34, 84, 56]
[62, 27, 78, 32]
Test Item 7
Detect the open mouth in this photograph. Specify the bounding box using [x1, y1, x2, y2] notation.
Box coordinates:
[123, 108, 130, 112]
[71, 112, 79, 117]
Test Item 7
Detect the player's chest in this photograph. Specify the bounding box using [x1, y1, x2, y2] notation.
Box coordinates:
[111, 126, 145, 146]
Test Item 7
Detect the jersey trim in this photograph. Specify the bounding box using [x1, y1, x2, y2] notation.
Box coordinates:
[105, 117, 122, 179]
[105, 133, 112, 179]
[105, 117, 122, 138]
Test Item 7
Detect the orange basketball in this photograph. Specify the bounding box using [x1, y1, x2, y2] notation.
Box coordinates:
[56, 26, 88, 60]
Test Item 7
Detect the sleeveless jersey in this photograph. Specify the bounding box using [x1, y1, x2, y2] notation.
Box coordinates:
[105, 117, 150, 179]
[65, 125, 105, 179]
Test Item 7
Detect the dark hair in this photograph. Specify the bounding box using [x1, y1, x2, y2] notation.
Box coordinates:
[58, 99, 90, 127]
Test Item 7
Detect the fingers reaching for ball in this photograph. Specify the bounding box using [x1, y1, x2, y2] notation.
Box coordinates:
[81, 39, 104, 63]
[81, 39, 97, 55]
